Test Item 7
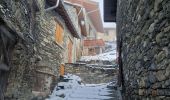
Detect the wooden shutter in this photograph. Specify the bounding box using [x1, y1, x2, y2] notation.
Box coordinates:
[55, 23, 64, 45]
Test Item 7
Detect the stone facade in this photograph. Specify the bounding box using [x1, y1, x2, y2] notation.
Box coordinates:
[0, 0, 80, 99]
[97, 28, 117, 42]
[117, 0, 170, 99]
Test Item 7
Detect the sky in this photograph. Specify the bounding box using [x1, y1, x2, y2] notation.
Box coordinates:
[91, 0, 116, 28]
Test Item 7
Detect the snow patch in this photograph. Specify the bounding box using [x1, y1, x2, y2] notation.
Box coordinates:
[80, 50, 117, 62]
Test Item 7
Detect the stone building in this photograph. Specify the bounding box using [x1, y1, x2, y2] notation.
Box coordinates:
[105, 0, 170, 99]
[65, 0, 105, 58]
[97, 28, 117, 42]
[65, 0, 104, 34]
[83, 39, 105, 56]
[0, 0, 82, 99]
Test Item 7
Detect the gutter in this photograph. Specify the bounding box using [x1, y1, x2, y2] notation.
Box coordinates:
[64, 1, 84, 17]
[45, 0, 60, 12]
[87, 8, 99, 14]
[78, 8, 83, 16]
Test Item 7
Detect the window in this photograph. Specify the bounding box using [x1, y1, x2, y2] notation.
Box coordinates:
[55, 23, 64, 45]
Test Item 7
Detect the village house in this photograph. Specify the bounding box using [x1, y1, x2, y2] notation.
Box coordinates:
[65, 0, 105, 56]
[64, 1, 88, 61]
[97, 27, 117, 42]
[83, 39, 105, 56]
[0, 0, 86, 99]
[31, 0, 82, 97]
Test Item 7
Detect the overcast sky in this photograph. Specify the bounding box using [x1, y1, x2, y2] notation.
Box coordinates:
[91, 0, 116, 28]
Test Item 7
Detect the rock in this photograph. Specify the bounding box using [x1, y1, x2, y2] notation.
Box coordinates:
[164, 89, 170, 96]
[152, 82, 162, 89]
[151, 89, 158, 96]
[164, 26, 170, 32]
[165, 65, 170, 77]
[0, 5, 3, 8]
[131, 80, 138, 88]
[139, 89, 145, 96]
[156, 33, 163, 43]
[163, 47, 169, 57]
[148, 73, 157, 84]
[148, 63, 157, 71]
[135, 61, 141, 69]
[156, 70, 166, 81]
[139, 77, 147, 88]
[157, 89, 165, 96]
[164, 79, 170, 87]
[154, 0, 163, 12]
[148, 23, 155, 33]
[156, 51, 166, 63]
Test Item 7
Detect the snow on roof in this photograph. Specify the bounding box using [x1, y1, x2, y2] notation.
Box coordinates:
[80, 50, 117, 61]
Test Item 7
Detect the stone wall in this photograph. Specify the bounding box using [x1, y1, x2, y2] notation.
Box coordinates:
[65, 64, 118, 84]
[0, 0, 38, 99]
[117, 0, 170, 99]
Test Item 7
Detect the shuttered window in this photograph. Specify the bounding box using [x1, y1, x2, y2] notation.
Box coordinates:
[55, 23, 64, 45]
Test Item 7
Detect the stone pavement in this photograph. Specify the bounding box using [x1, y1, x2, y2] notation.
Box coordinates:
[65, 83, 122, 100]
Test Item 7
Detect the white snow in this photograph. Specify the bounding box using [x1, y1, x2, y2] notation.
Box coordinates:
[80, 42, 117, 62]
[80, 50, 117, 62]
[46, 74, 115, 100]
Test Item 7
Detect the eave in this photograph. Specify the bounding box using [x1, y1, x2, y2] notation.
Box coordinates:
[65, 0, 104, 33]
[64, 1, 88, 36]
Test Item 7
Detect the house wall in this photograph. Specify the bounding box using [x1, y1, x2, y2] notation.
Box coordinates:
[75, 38, 82, 61]
[0, 0, 80, 99]
[82, 46, 104, 56]
[65, 4, 81, 63]
[97, 29, 116, 42]
[84, 12, 97, 39]
[117, 0, 170, 99]
[83, 47, 89, 56]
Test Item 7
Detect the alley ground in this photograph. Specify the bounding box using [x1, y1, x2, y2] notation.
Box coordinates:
[61, 83, 121, 100]
[44, 42, 119, 100]
[46, 74, 122, 100]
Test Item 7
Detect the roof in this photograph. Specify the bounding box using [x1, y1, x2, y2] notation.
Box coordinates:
[65, 0, 104, 33]
[64, 2, 88, 36]
[47, 0, 80, 38]
[84, 39, 105, 47]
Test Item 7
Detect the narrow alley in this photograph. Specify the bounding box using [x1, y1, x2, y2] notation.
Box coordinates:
[0, 0, 170, 100]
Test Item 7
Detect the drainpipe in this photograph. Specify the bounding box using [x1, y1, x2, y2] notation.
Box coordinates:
[78, 8, 83, 16]
[87, 8, 99, 14]
[45, 0, 60, 12]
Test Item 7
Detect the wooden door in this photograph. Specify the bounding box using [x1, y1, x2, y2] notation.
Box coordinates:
[59, 64, 65, 77]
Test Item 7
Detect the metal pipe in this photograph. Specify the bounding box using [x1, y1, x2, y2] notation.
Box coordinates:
[45, 0, 60, 12]
[87, 8, 99, 14]
[78, 8, 83, 16]
[64, 1, 84, 17]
